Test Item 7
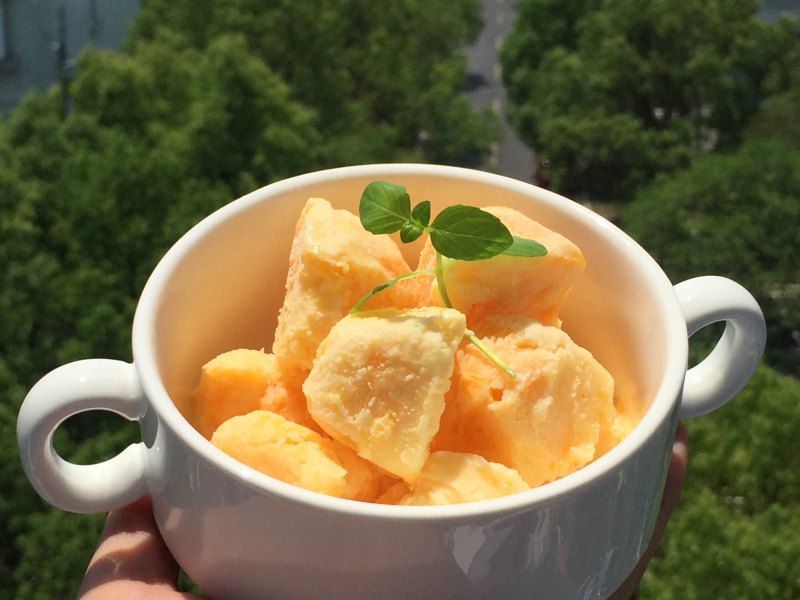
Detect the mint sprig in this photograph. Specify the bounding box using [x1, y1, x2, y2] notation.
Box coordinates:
[352, 181, 548, 378]
[359, 181, 547, 260]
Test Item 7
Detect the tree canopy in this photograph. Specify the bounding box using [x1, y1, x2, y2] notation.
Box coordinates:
[501, 0, 800, 201]
[620, 84, 800, 376]
[129, 0, 493, 166]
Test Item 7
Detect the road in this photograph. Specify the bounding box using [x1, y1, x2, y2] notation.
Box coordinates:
[463, 0, 535, 183]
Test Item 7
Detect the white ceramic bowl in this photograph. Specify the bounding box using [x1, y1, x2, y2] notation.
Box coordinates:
[18, 164, 765, 600]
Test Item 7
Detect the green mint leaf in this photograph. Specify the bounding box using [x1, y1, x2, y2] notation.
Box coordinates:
[411, 200, 431, 227]
[428, 205, 513, 260]
[359, 180, 412, 234]
[400, 200, 431, 242]
[503, 236, 548, 257]
[400, 221, 424, 243]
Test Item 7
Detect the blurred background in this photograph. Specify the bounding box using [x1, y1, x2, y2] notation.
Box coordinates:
[1, 1, 798, 597]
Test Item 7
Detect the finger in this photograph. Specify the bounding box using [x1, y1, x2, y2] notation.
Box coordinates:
[77, 497, 199, 599]
[608, 421, 689, 600]
[656, 421, 689, 531]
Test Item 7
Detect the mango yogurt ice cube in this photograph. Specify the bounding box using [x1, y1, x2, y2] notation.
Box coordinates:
[432, 315, 616, 488]
[189, 348, 319, 439]
[303, 307, 466, 482]
[272, 197, 418, 376]
[211, 410, 379, 501]
[415, 206, 585, 327]
[378, 451, 529, 505]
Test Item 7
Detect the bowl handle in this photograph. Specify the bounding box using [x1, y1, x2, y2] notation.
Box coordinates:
[674, 276, 766, 419]
[17, 359, 148, 513]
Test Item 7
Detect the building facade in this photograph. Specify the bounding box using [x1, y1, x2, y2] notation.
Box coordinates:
[0, 0, 140, 115]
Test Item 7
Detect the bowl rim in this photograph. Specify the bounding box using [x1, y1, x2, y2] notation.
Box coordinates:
[133, 163, 688, 520]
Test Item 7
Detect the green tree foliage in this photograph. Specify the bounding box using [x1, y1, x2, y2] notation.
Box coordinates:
[73, 31, 322, 204]
[129, 0, 494, 166]
[501, 0, 800, 201]
[620, 138, 800, 376]
[0, 367, 35, 599]
[638, 365, 800, 598]
[686, 367, 800, 513]
[743, 43, 800, 149]
[12, 508, 105, 600]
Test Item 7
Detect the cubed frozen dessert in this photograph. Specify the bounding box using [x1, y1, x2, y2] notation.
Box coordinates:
[415, 206, 585, 327]
[378, 451, 529, 505]
[211, 410, 379, 501]
[433, 315, 615, 488]
[303, 307, 466, 482]
[187, 190, 632, 505]
[189, 348, 316, 439]
[272, 197, 418, 375]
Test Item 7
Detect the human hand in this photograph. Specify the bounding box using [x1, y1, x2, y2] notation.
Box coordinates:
[77, 496, 201, 599]
[77, 422, 687, 599]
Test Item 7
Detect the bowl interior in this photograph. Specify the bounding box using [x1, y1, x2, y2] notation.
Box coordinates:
[138, 165, 684, 475]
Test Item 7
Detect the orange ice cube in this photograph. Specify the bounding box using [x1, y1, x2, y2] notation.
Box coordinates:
[211, 410, 379, 501]
[433, 315, 615, 488]
[189, 348, 317, 439]
[378, 451, 529, 505]
[303, 307, 466, 482]
[415, 206, 585, 327]
[272, 197, 418, 376]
